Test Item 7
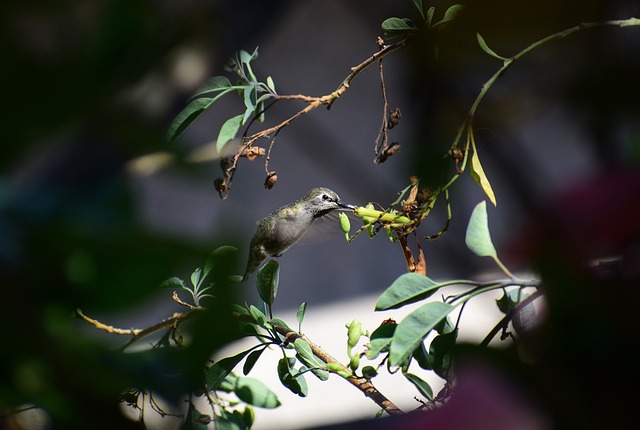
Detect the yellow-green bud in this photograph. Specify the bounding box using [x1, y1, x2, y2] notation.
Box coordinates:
[338, 212, 350, 241]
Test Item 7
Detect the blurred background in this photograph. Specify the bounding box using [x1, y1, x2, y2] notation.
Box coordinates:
[1, 0, 639, 429]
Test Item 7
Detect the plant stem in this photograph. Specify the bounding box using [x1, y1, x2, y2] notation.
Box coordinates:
[270, 323, 404, 416]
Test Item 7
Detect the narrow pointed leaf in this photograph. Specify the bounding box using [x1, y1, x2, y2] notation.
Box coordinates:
[469, 132, 497, 206]
[216, 114, 244, 153]
[256, 260, 279, 306]
[404, 373, 433, 400]
[191, 267, 202, 288]
[411, 0, 425, 18]
[167, 97, 215, 143]
[294, 339, 329, 381]
[389, 302, 454, 367]
[476, 33, 508, 60]
[296, 302, 307, 329]
[206, 349, 254, 390]
[190, 76, 233, 99]
[375, 273, 442, 310]
[243, 347, 267, 376]
[465, 201, 497, 258]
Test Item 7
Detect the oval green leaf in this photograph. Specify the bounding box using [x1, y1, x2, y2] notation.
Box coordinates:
[233, 377, 281, 409]
[404, 373, 433, 400]
[216, 114, 244, 153]
[465, 201, 497, 258]
[375, 273, 442, 311]
[389, 302, 454, 367]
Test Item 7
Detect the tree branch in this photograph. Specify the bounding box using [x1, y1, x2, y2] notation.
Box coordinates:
[271, 322, 404, 416]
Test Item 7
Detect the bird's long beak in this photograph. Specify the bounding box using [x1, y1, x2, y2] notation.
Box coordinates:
[338, 201, 355, 210]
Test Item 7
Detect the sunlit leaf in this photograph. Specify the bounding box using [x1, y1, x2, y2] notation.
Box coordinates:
[389, 302, 454, 367]
[465, 201, 497, 258]
[375, 273, 442, 310]
[404, 373, 433, 400]
[277, 358, 308, 397]
[296, 302, 307, 329]
[233, 377, 281, 409]
[366, 323, 396, 359]
[469, 131, 497, 206]
[294, 339, 329, 381]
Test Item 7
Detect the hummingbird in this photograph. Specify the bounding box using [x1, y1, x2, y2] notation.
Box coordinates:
[243, 187, 354, 280]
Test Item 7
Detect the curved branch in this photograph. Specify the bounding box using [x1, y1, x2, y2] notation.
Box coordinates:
[271, 322, 404, 416]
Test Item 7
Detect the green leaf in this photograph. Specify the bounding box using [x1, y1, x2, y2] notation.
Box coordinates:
[428, 329, 458, 381]
[190, 76, 233, 99]
[496, 288, 520, 314]
[243, 83, 258, 111]
[381, 17, 417, 39]
[411, 0, 425, 18]
[233, 377, 281, 409]
[389, 302, 454, 367]
[277, 357, 308, 397]
[217, 409, 244, 430]
[432, 4, 464, 28]
[476, 33, 508, 61]
[375, 273, 442, 310]
[190, 267, 202, 288]
[296, 302, 307, 330]
[366, 323, 396, 359]
[294, 339, 329, 381]
[256, 260, 279, 307]
[206, 349, 253, 390]
[240, 47, 259, 65]
[216, 114, 244, 154]
[204, 245, 238, 279]
[243, 347, 267, 376]
[249, 305, 269, 328]
[167, 97, 215, 143]
[426, 6, 435, 27]
[469, 131, 497, 206]
[266, 76, 276, 93]
[268, 317, 294, 333]
[465, 201, 497, 258]
[159, 276, 185, 290]
[404, 373, 433, 400]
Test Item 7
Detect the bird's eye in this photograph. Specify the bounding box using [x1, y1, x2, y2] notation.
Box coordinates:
[322, 194, 330, 200]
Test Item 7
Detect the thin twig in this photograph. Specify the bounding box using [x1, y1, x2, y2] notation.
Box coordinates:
[479, 290, 544, 347]
[218, 37, 409, 197]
